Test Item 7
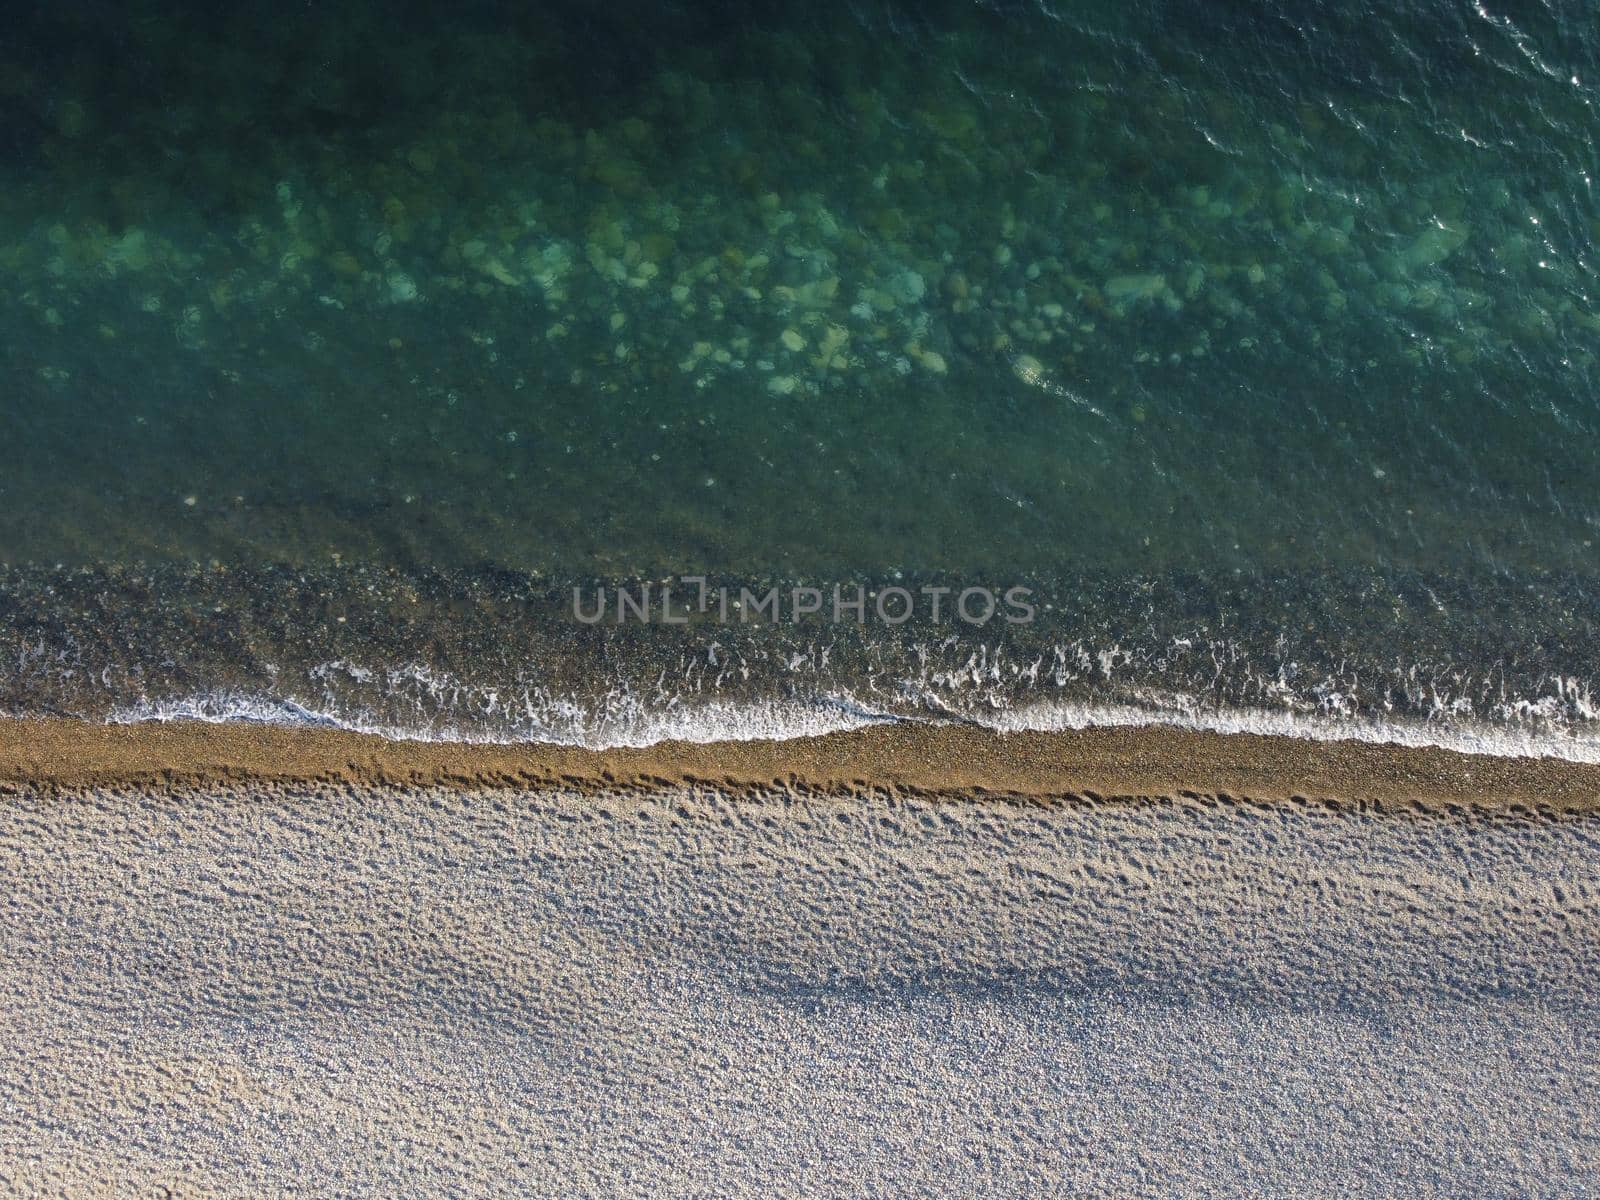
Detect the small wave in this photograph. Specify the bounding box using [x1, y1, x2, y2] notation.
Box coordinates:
[980, 698, 1600, 764]
[98, 687, 1600, 764]
[104, 690, 888, 748]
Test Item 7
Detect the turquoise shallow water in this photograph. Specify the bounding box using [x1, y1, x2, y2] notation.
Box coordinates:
[1, 0, 1598, 746]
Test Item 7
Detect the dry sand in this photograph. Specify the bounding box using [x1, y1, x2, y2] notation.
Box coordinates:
[1, 719, 1597, 1197]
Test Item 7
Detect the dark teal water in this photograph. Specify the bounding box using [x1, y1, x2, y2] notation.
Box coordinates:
[2, 0, 1598, 749]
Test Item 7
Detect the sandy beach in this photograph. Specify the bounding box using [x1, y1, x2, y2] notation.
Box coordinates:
[7, 0, 1600, 1192]
[1, 720, 1597, 1196]
[6, 716, 1600, 809]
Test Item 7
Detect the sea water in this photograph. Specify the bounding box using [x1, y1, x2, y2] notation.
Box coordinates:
[1, 0, 1597, 751]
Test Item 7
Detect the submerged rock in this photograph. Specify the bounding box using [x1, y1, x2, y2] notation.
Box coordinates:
[1402, 221, 1470, 272]
[1104, 274, 1167, 304]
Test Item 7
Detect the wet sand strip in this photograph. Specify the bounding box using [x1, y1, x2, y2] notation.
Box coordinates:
[2, 717, 1597, 810]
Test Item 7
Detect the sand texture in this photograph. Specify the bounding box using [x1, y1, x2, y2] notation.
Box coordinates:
[2, 764, 1598, 1196]
[5, 717, 1600, 809]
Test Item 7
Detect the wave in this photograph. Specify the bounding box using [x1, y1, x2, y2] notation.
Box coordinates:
[6, 563, 1600, 762]
[101, 689, 888, 749]
[93, 684, 1600, 764]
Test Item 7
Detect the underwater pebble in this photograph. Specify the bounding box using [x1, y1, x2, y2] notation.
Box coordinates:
[1105, 274, 1167, 304]
[383, 268, 419, 304]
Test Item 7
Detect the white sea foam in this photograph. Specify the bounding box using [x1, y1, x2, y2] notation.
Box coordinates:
[104, 690, 886, 748]
[99, 684, 1600, 763]
[978, 697, 1600, 763]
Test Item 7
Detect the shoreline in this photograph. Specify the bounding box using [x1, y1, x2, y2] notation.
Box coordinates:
[7, 562, 1600, 760]
[5, 716, 1600, 810]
